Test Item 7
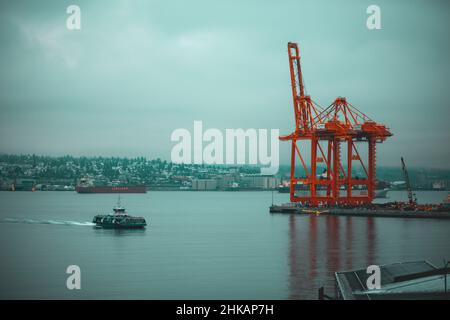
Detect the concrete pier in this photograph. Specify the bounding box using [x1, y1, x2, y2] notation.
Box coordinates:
[270, 204, 450, 219]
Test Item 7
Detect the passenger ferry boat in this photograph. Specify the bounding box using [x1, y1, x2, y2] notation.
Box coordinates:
[93, 197, 147, 229]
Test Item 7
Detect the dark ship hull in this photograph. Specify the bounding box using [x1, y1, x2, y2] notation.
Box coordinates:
[76, 186, 146, 193]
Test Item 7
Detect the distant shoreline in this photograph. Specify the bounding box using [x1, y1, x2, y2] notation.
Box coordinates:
[0, 189, 448, 192]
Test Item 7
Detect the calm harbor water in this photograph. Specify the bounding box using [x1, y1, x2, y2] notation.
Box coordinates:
[0, 190, 449, 299]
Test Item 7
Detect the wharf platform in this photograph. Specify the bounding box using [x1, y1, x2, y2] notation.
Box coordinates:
[269, 204, 450, 219]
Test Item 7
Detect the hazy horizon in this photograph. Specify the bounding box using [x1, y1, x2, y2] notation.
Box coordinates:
[2, 152, 450, 172]
[1, 0, 449, 168]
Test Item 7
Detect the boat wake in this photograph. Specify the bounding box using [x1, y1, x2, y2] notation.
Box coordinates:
[1, 218, 95, 226]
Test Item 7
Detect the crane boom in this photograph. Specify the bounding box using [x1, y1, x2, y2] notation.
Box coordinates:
[401, 157, 415, 205]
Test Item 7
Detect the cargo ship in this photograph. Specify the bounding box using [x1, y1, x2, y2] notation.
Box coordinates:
[76, 177, 146, 194]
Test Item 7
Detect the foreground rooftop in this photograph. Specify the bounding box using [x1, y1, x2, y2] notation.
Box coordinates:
[335, 261, 450, 300]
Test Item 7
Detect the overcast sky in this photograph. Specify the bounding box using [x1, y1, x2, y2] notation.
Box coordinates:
[0, 0, 449, 168]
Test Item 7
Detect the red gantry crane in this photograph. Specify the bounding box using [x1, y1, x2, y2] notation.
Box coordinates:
[280, 42, 392, 206]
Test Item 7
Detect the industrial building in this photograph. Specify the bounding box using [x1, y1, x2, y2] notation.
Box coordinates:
[240, 175, 279, 190]
[191, 179, 218, 191]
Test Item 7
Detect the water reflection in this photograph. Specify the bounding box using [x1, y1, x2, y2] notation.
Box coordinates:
[309, 216, 317, 279]
[367, 217, 376, 266]
[93, 227, 147, 237]
[326, 216, 340, 276]
[345, 217, 353, 270]
[288, 214, 377, 299]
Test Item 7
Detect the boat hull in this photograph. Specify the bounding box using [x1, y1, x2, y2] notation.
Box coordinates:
[76, 186, 146, 193]
[94, 224, 146, 229]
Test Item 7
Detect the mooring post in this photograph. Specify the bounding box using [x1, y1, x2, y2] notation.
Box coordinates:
[445, 260, 449, 294]
[318, 287, 324, 300]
